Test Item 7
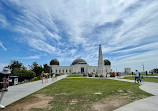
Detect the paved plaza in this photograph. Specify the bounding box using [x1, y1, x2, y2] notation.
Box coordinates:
[1, 75, 68, 106]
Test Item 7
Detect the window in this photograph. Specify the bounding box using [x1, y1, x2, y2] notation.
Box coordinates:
[66, 70, 67, 72]
[56, 70, 57, 73]
[63, 70, 64, 73]
[69, 70, 71, 72]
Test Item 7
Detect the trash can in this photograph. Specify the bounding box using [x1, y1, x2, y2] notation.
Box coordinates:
[9, 76, 18, 86]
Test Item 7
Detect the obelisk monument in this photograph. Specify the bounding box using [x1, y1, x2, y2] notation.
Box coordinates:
[97, 45, 104, 75]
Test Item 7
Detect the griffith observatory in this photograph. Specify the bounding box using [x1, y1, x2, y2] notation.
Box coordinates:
[50, 45, 111, 75]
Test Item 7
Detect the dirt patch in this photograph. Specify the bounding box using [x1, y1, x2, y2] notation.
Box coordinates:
[55, 93, 70, 96]
[90, 95, 129, 111]
[3, 94, 54, 111]
[70, 99, 78, 105]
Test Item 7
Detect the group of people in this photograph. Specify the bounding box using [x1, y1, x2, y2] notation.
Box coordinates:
[41, 71, 57, 83]
[134, 70, 144, 83]
[0, 69, 58, 109]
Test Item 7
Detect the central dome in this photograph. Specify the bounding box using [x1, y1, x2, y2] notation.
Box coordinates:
[72, 59, 87, 65]
[50, 59, 59, 65]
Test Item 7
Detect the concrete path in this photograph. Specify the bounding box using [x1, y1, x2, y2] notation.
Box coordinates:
[1, 75, 68, 106]
[109, 77, 158, 111]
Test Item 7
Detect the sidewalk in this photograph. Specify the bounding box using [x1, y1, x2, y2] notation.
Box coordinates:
[109, 77, 158, 111]
[1, 75, 68, 106]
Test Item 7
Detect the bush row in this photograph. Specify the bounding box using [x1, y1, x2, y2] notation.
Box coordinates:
[11, 69, 36, 82]
[87, 74, 104, 77]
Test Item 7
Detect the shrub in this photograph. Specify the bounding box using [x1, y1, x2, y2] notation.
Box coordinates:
[100, 75, 104, 77]
[50, 73, 54, 77]
[88, 74, 93, 77]
[11, 69, 36, 82]
[110, 72, 115, 77]
[31, 76, 41, 81]
[83, 73, 88, 77]
[95, 74, 99, 77]
[56, 74, 60, 76]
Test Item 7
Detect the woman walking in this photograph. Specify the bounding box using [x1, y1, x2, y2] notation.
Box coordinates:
[41, 71, 45, 83]
[44, 73, 48, 83]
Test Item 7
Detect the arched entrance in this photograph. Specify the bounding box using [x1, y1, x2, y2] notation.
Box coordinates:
[81, 67, 84, 73]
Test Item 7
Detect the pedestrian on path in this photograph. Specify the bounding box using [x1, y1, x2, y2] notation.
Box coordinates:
[139, 72, 141, 83]
[55, 74, 57, 80]
[44, 73, 48, 83]
[135, 70, 140, 83]
[41, 71, 45, 83]
[141, 75, 144, 82]
[52, 74, 54, 81]
[0, 68, 11, 109]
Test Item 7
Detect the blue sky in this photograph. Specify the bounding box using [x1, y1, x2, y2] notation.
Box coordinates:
[0, 0, 158, 72]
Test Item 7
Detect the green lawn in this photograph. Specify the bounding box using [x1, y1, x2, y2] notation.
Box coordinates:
[34, 78, 151, 110]
[123, 77, 158, 83]
[122, 73, 158, 76]
[6, 78, 152, 111]
[67, 74, 83, 77]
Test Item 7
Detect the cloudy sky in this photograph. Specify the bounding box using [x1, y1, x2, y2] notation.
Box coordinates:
[0, 0, 158, 72]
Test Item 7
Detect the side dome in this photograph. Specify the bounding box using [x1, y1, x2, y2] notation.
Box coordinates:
[104, 59, 111, 65]
[72, 59, 87, 65]
[50, 59, 59, 65]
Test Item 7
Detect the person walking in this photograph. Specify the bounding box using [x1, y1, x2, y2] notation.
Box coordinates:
[141, 75, 144, 82]
[135, 70, 139, 83]
[55, 73, 57, 80]
[41, 71, 45, 83]
[0, 68, 11, 109]
[139, 72, 141, 82]
[44, 73, 48, 83]
[52, 74, 54, 81]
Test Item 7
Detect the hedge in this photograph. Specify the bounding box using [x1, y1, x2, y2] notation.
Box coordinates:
[11, 69, 36, 82]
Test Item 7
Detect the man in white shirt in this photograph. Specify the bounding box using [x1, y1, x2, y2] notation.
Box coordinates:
[135, 70, 139, 83]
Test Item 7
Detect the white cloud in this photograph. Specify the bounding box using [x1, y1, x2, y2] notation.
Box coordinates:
[13, 55, 40, 60]
[112, 42, 158, 54]
[27, 39, 56, 54]
[112, 49, 158, 72]
[1, 0, 158, 71]
[0, 41, 7, 51]
[0, 14, 9, 28]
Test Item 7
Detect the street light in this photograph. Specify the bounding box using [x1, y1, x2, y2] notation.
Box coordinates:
[142, 64, 145, 75]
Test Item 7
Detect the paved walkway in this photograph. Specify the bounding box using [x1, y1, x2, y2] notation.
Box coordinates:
[1, 75, 68, 106]
[109, 77, 158, 111]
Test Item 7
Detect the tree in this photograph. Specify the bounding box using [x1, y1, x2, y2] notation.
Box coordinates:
[8, 60, 26, 73]
[12, 69, 35, 82]
[43, 64, 51, 73]
[29, 62, 43, 77]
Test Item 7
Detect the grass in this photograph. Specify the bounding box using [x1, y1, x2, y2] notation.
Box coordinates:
[36, 78, 151, 110]
[67, 74, 83, 77]
[122, 73, 158, 76]
[123, 77, 158, 83]
[6, 78, 152, 111]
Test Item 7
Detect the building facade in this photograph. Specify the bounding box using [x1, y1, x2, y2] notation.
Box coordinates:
[50, 45, 111, 75]
[124, 68, 131, 74]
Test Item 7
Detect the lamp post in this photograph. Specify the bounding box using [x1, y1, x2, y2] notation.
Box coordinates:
[142, 64, 145, 76]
